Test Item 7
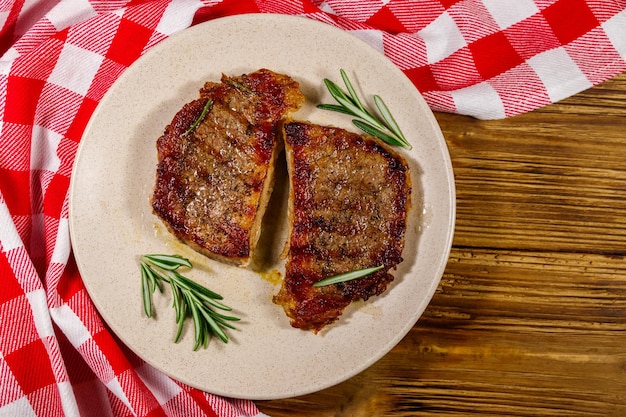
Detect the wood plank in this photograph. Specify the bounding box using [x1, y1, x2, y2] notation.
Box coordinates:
[258, 250, 626, 416]
[436, 74, 626, 254]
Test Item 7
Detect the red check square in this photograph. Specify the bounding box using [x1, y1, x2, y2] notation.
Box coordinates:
[387, 0, 447, 31]
[43, 174, 69, 217]
[4, 341, 56, 395]
[404, 65, 440, 93]
[53, 261, 84, 305]
[0, 168, 31, 215]
[469, 31, 524, 80]
[0, 253, 21, 304]
[3, 76, 45, 125]
[106, 18, 154, 67]
[194, 0, 262, 25]
[542, 0, 599, 45]
[366, 5, 408, 33]
[91, 330, 132, 377]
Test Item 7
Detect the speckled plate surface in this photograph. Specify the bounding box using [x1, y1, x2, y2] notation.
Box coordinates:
[69, 14, 455, 400]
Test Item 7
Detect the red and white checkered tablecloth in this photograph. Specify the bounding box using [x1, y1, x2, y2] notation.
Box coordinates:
[1, 1, 624, 416]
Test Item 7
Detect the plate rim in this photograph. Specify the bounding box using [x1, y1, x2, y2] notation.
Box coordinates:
[69, 13, 456, 400]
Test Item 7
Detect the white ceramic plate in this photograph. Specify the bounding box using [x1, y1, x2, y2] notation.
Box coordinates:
[69, 14, 455, 400]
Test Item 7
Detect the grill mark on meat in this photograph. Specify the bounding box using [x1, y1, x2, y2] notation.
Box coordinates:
[274, 121, 411, 332]
[152, 69, 304, 266]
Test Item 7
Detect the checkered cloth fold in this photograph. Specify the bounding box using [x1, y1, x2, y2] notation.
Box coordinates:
[1, 1, 624, 416]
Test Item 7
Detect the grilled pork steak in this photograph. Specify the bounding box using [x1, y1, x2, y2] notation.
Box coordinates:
[274, 121, 411, 332]
[152, 69, 305, 266]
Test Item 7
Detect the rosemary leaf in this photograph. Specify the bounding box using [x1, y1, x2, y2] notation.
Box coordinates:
[318, 69, 411, 149]
[340, 68, 366, 112]
[174, 299, 186, 343]
[141, 263, 163, 292]
[141, 267, 153, 317]
[139, 253, 237, 349]
[313, 265, 385, 287]
[321, 78, 387, 133]
[211, 315, 238, 330]
[144, 254, 192, 269]
[198, 292, 232, 312]
[169, 273, 230, 310]
[170, 278, 182, 322]
[189, 298, 203, 351]
[172, 272, 223, 300]
[225, 79, 253, 93]
[198, 306, 229, 344]
[212, 310, 241, 322]
[373, 95, 411, 149]
[324, 79, 364, 117]
[352, 120, 407, 148]
[316, 103, 352, 116]
[323, 78, 384, 131]
[183, 98, 213, 136]
[203, 322, 210, 350]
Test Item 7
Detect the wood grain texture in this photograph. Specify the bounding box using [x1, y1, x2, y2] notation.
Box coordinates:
[257, 71, 626, 416]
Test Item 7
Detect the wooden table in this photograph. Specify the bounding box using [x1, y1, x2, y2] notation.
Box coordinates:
[257, 71, 626, 416]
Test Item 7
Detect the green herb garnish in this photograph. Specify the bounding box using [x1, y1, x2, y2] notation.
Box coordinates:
[225, 79, 253, 93]
[313, 265, 385, 287]
[140, 254, 239, 349]
[317, 69, 411, 150]
[183, 98, 213, 136]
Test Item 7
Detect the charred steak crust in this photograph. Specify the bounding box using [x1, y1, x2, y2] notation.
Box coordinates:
[152, 69, 304, 266]
[274, 121, 411, 332]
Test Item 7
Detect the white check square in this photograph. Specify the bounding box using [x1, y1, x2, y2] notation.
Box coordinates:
[157, 0, 204, 35]
[450, 81, 505, 119]
[49, 304, 92, 348]
[528, 47, 592, 103]
[30, 125, 62, 172]
[47, 43, 103, 96]
[417, 11, 466, 64]
[27, 289, 55, 339]
[51, 218, 70, 265]
[46, 0, 96, 31]
[482, 0, 539, 30]
[0, 396, 38, 417]
[0, 203, 23, 252]
[602, 9, 626, 61]
[136, 363, 183, 404]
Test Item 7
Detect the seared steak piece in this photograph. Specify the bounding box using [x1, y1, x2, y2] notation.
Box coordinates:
[152, 69, 304, 266]
[274, 121, 411, 332]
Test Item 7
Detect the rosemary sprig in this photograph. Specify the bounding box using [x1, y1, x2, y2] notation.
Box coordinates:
[183, 98, 213, 136]
[317, 69, 412, 150]
[225, 79, 253, 93]
[313, 265, 385, 287]
[140, 254, 239, 349]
